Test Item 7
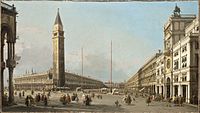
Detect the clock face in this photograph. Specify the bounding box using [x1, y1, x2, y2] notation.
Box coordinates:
[167, 59, 170, 69]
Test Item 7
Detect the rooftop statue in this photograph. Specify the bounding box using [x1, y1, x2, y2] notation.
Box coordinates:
[173, 4, 181, 17]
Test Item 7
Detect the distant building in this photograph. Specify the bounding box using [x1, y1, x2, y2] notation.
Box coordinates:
[14, 9, 105, 90]
[104, 82, 125, 89]
[126, 51, 162, 94]
[14, 71, 105, 90]
[125, 73, 139, 91]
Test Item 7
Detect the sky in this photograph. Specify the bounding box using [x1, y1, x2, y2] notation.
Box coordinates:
[3, 1, 198, 84]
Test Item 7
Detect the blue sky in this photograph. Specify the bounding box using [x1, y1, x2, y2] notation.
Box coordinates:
[4, 1, 198, 83]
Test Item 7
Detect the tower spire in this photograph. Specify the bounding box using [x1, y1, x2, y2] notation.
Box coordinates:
[54, 8, 63, 26]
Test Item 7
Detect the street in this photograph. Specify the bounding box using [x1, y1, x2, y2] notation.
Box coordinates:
[3, 91, 198, 112]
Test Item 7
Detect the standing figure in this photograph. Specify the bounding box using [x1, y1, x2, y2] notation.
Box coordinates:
[146, 96, 151, 106]
[25, 96, 29, 107]
[178, 95, 183, 106]
[44, 95, 48, 106]
[22, 91, 25, 97]
[66, 94, 71, 104]
[19, 92, 22, 98]
[31, 90, 34, 95]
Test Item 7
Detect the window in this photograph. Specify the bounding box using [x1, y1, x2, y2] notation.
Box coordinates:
[182, 45, 187, 53]
[161, 68, 164, 74]
[182, 63, 187, 68]
[182, 55, 187, 68]
[157, 70, 160, 76]
[174, 76, 178, 82]
[174, 51, 178, 57]
[174, 59, 179, 70]
[54, 33, 57, 36]
[182, 73, 187, 81]
[182, 55, 187, 63]
[167, 59, 170, 69]
[182, 76, 187, 82]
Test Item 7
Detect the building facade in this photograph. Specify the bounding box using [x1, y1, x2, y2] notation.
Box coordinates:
[138, 52, 162, 94]
[163, 6, 196, 99]
[14, 71, 105, 90]
[155, 54, 165, 96]
[126, 6, 198, 104]
[126, 52, 162, 94]
[125, 72, 139, 91]
[171, 17, 199, 103]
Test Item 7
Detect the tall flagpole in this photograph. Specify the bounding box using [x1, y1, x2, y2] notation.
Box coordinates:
[81, 47, 83, 89]
[82, 47, 83, 76]
[110, 40, 112, 93]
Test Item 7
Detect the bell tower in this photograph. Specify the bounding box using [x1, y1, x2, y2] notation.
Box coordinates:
[52, 9, 65, 87]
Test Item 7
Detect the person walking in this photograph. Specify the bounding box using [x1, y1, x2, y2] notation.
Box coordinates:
[44, 95, 48, 106]
[66, 94, 71, 104]
[22, 91, 25, 97]
[25, 96, 29, 107]
[146, 96, 151, 106]
[31, 90, 34, 95]
[19, 92, 21, 98]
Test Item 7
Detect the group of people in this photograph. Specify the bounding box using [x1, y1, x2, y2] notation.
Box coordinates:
[82, 94, 92, 106]
[18, 91, 25, 98]
[144, 93, 185, 107]
[35, 93, 48, 106]
[60, 93, 74, 105]
[25, 95, 35, 107]
[123, 94, 134, 105]
[173, 95, 184, 106]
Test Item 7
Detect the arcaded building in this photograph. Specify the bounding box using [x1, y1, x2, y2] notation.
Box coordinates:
[126, 6, 198, 104]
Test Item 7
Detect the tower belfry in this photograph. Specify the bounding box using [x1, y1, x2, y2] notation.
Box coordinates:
[52, 9, 65, 87]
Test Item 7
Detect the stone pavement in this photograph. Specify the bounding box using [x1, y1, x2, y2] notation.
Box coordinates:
[3, 91, 198, 112]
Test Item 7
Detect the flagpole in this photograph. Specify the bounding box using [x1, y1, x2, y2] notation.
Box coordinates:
[110, 40, 112, 93]
[82, 47, 83, 76]
[81, 47, 83, 88]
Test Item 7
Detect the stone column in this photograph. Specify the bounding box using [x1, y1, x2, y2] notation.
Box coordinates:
[1, 61, 5, 104]
[187, 84, 190, 103]
[170, 77, 173, 98]
[155, 85, 157, 94]
[7, 43, 15, 104]
[8, 67, 14, 103]
[172, 85, 175, 100]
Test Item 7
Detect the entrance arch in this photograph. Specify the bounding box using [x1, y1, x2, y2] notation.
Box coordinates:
[166, 77, 170, 98]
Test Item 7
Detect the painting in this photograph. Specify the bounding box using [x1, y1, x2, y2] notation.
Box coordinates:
[1, 0, 199, 112]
